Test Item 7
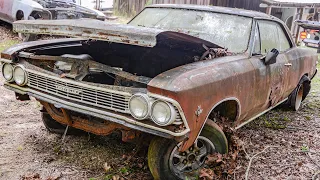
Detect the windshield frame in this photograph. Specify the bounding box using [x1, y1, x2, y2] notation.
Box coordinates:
[128, 7, 254, 54]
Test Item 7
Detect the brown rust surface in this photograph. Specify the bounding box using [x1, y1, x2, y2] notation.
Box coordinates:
[148, 47, 317, 151]
[13, 19, 162, 47]
[41, 101, 130, 136]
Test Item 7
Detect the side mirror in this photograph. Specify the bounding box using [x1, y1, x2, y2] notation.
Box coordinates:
[263, 48, 279, 65]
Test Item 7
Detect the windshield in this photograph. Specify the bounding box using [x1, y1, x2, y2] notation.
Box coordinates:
[129, 8, 253, 53]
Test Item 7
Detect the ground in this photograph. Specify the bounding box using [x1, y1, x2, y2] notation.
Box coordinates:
[0, 22, 319, 180]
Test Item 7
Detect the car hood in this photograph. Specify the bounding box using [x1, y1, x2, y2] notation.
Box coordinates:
[13, 19, 222, 48]
[296, 20, 320, 30]
[22, 0, 45, 9]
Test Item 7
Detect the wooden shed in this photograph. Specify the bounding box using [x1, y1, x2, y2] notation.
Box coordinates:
[113, 0, 263, 17]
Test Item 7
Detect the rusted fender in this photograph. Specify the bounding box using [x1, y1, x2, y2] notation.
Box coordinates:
[147, 54, 256, 151]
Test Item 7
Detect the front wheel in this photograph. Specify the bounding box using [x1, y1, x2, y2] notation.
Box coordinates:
[148, 121, 228, 180]
[18, 16, 37, 42]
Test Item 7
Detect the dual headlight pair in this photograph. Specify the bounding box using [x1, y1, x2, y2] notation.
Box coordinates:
[129, 94, 177, 126]
[2, 63, 28, 86]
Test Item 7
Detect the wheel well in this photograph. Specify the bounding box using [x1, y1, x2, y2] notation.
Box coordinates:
[16, 10, 24, 20]
[301, 74, 311, 100]
[208, 99, 239, 122]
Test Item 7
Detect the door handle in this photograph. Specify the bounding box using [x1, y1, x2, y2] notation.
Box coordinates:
[284, 63, 292, 67]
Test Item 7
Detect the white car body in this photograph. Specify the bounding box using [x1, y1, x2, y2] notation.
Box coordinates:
[0, 0, 105, 24]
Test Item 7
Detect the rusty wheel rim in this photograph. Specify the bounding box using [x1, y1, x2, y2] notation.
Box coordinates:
[295, 85, 303, 111]
[169, 136, 215, 179]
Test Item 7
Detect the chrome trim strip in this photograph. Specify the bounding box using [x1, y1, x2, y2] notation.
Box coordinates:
[0, 58, 13, 64]
[235, 98, 288, 129]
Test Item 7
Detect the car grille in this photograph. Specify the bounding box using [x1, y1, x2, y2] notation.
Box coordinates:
[26, 71, 183, 124]
[27, 72, 130, 113]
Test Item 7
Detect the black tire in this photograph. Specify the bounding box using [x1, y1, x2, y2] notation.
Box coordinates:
[288, 75, 311, 111]
[18, 33, 37, 42]
[148, 122, 228, 180]
[18, 16, 37, 42]
[41, 110, 85, 135]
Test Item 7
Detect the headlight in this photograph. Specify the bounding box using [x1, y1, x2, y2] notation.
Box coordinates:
[13, 66, 27, 86]
[129, 94, 150, 120]
[2, 63, 14, 82]
[151, 101, 176, 126]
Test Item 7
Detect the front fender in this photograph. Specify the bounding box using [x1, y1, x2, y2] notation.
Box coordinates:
[148, 55, 249, 151]
[12, 0, 44, 20]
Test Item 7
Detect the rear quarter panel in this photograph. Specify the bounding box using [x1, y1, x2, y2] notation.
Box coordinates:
[287, 47, 318, 91]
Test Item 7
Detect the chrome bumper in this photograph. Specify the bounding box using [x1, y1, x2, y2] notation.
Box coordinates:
[4, 83, 189, 139]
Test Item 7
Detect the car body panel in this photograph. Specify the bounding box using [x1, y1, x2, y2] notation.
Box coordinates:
[0, 0, 14, 23]
[13, 19, 223, 48]
[0, 0, 105, 24]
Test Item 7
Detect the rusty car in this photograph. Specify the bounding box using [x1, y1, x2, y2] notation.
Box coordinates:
[0, 0, 105, 41]
[0, 4, 318, 180]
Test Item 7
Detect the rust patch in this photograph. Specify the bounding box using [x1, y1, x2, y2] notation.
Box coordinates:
[41, 101, 130, 136]
[39, 28, 48, 31]
[122, 39, 130, 43]
[97, 32, 126, 38]
[83, 30, 93, 34]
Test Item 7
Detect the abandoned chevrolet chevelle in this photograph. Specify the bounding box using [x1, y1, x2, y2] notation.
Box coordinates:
[0, 4, 318, 179]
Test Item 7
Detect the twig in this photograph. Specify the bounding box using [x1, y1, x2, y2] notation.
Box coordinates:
[312, 171, 320, 180]
[307, 152, 320, 169]
[245, 146, 277, 180]
[61, 125, 69, 143]
[242, 145, 250, 160]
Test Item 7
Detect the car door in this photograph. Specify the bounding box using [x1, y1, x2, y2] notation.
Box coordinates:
[275, 23, 302, 97]
[249, 20, 292, 112]
[259, 20, 294, 105]
[0, 0, 14, 23]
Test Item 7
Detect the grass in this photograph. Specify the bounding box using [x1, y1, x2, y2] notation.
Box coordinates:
[0, 39, 20, 52]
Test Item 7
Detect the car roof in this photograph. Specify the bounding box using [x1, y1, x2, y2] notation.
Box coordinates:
[147, 4, 274, 19]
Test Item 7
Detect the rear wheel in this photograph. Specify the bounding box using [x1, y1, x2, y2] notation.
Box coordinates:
[293, 84, 303, 111]
[148, 121, 228, 180]
[288, 75, 311, 111]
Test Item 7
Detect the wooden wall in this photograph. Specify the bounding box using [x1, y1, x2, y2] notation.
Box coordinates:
[113, 0, 263, 17]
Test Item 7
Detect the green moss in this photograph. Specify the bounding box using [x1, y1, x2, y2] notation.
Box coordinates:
[304, 115, 312, 121]
[0, 39, 20, 52]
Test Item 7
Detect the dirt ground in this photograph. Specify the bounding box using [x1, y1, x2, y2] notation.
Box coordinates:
[0, 23, 319, 180]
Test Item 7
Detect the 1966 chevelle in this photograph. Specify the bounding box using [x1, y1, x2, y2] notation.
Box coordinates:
[0, 4, 318, 179]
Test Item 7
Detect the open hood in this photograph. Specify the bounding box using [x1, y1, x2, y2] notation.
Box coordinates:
[13, 19, 222, 48]
[296, 20, 320, 30]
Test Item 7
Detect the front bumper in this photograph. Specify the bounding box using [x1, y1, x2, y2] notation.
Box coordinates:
[4, 83, 189, 140]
